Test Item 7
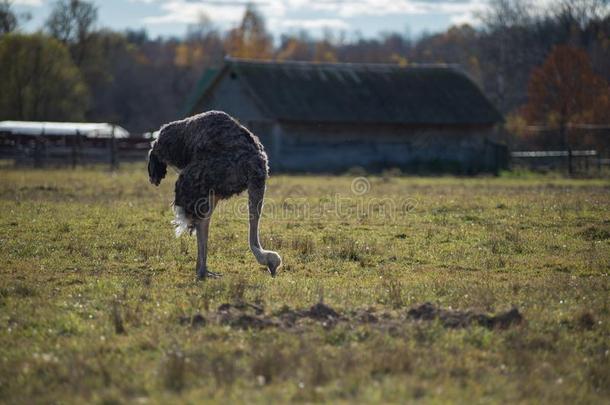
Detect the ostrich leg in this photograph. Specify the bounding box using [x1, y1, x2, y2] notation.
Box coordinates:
[248, 181, 282, 276]
[195, 194, 221, 280]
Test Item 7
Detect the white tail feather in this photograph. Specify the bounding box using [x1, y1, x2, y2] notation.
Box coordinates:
[171, 205, 191, 237]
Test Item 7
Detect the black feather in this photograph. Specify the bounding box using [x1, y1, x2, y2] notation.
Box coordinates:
[151, 111, 269, 220]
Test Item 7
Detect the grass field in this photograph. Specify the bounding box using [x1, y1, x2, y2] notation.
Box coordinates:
[0, 165, 609, 403]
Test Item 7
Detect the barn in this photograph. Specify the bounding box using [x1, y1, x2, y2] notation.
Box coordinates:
[186, 58, 506, 173]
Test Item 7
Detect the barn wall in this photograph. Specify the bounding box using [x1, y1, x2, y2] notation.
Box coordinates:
[272, 122, 502, 173]
[196, 79, 505, 174]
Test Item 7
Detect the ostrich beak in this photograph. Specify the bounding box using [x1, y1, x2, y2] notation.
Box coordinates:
[267, 256, 281, 277]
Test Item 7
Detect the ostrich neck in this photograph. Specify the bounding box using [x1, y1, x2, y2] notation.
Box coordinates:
[249, 215, 269, 265]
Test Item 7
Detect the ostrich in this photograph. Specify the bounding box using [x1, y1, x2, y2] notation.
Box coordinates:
[147, 110, 282, 279]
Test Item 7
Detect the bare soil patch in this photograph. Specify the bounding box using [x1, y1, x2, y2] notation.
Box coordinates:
[407, 302, 523, 329]
[578, 225, 610, 241]
[179, 301, 523, 331]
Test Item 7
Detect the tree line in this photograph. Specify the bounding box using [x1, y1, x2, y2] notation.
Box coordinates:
[0, 0, 608, 151]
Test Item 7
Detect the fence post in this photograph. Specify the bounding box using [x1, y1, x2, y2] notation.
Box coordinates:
[567, 147, 573, 176]
[79, 130, 84, 166]
[72, 130, 79, 169]
[110, 124, 118, 170]
[585, 154, 589, 173]
[34, 129, 45, 168]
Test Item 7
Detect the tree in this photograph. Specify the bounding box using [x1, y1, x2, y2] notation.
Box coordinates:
[187, 12, 215, 41]
[183, 12, 224, 69]
[412, 25, 481, 80]
[312, 29, 338, 62]
[224, 5, 272, 59]
[1, 0, 30, 35]
[476, 0, 610, 113]
[313, 40, 337, 62]
[476, 0, 545, 111]
[522, 45, 610, 154]
[46, 0, 97, 65]
[554, 0, 609, 29]
[0, 34, 88, 121]
[80, 31, 202, 132]
[276, 32, 313, 61]
[0, 1, 17, 35]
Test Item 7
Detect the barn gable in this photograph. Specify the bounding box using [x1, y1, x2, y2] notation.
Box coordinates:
[189, 65, 268, 123]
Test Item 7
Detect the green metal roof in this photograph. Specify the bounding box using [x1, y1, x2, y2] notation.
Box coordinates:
[190, 59, 503, 125]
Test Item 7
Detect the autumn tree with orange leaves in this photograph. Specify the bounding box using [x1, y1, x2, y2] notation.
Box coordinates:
[522, 45, 610, 151]
[224, 5, 273, 60]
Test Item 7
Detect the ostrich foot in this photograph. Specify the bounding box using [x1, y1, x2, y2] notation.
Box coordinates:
[196, 268, 222, 280]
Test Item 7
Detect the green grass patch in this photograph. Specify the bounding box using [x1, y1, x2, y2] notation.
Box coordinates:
[0, 165, 608, 403]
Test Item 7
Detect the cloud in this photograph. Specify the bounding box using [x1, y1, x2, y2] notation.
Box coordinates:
[309, 0, 486, 18]
[450, 12, 477, 25]
[140, 0, 286, 27]
[446, 0, 486, 26]
[183, 0, 267, 4]
[12, 0, 45, 5]
[137, 0, 487, 34]
[277, 18, 350, 30]
[142, 1, 245, 25]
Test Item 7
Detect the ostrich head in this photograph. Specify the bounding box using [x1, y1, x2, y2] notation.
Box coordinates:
[266, 251, 282, 277]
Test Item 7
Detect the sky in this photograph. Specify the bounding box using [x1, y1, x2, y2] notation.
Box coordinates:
[12, 0, 490, 39]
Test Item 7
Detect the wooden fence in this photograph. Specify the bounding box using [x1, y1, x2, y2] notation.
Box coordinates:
[511, 149, 608, 175]
[0, 132, 151, 168]
[3, 132, 608, 176]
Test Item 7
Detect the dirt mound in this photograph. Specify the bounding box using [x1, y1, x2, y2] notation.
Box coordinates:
[178, 302, 523, 331]
[179, 314, 207, 328]
[408, 302, 523, 329]
[271, 302, 342, 327]
[352, 308, 379, 324]
[306, 302, 341, 320]
[216, 302, 273, 330]
[578, 225, 610, 241]
[217, 302, 264, 315]
[560, 311, 597, 331]
[225, 314, 276, 330]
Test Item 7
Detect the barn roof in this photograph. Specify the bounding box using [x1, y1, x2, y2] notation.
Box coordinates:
[0, 121, 130, 138]
[191, 58, 503, 126]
